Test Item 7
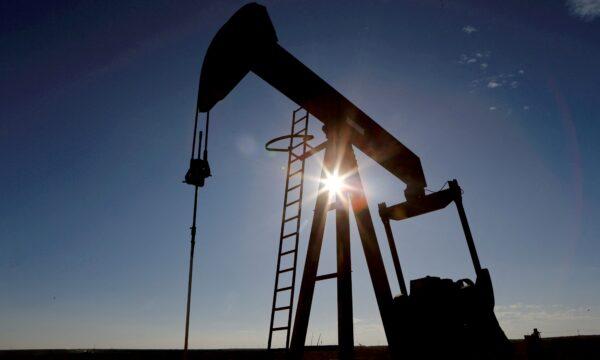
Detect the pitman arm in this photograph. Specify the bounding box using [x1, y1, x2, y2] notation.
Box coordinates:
[196, 3, 427, 198]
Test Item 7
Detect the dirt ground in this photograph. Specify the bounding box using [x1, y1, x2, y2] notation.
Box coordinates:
[2, 336, 600, 360]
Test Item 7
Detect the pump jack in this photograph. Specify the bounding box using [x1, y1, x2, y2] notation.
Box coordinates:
[185, 2, 511, 358]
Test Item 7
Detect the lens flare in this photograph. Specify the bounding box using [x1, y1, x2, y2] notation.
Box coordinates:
[323, 173, 344, 194]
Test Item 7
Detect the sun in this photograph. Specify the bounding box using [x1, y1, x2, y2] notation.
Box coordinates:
[322, 171, 345, 196]
[307, 161, 358, 203]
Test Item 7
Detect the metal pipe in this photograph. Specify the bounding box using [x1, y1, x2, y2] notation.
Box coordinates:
[183, 185, 199, 356]
[449, 179, 482, 274]
[183, 130, 203, 357]
[378, 203, 408, 296]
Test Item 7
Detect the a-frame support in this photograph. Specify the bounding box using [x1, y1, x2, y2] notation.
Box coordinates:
[290, 126, 397, 355]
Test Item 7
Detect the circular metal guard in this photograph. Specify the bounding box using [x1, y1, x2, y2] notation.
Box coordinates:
[265, 134, 314, 152]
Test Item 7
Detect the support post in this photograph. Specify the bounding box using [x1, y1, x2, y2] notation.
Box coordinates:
[290, 145, 335, 350]
[344, 148, 398, 352]
[335, 137, 354, 355]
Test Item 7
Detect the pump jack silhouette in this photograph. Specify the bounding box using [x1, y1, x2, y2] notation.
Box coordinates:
[184, 2, 512, 358]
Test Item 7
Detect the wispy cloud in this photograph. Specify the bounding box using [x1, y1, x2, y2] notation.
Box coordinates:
[456, 50, 528, 113]
[487, 80, 502, 88]
[462, 25, 478, 34]
[567, 0, 600, 21]
[469, 69, 526, 92]
[458, 51, 490, 65]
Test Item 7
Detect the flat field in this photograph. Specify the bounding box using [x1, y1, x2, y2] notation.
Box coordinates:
[2, 336, 600, 359]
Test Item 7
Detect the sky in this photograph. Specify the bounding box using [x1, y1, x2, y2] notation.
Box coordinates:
[1, 0, 600, 350]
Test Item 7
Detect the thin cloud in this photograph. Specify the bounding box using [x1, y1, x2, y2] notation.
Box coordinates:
[457, 50, 527, 93]
[487, 80, 502, 88]
[469, 69, 526, 91]
[462, 25, 478, 34]
[567, 0, 600, 21]
[458, 50, 489, 65]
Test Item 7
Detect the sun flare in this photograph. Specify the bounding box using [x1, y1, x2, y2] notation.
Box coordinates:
[322, 172, 345, 196]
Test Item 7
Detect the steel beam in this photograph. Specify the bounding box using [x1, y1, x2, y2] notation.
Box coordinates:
[290, 145, 335, 350]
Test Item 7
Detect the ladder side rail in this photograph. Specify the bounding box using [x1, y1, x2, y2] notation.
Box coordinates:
[268, 110, 300, 349]
[285, 109, 309, 348]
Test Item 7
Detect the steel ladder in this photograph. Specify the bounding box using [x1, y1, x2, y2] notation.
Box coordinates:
[267, 108, 311, 349]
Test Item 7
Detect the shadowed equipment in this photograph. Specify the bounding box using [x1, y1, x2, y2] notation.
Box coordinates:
[182, 2, 511, 358]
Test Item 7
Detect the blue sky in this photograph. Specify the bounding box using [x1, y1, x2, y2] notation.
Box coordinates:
[1, 0, 599, 349]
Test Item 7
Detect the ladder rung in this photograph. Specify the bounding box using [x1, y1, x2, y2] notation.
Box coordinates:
[279, 267, 294, 273]
[293, 129, 305, 137]
[284, 215, 299, 223]
[290, 154, 302, 163]
[291, 151, 305, 160]
[291, 142, 305, 150]
[280, 249, 296, 256]
[274, 305, 291, 311]
[288, 169, 303, 177]
[281, 232, 298, 239]
[271, 326, 289, 331]
[277, 286, 293, 292]
[288, 184, 301, 192]
[294, 115, 308, 124]
[315, 272, 338, 281]
[286, 199, 300, 207]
